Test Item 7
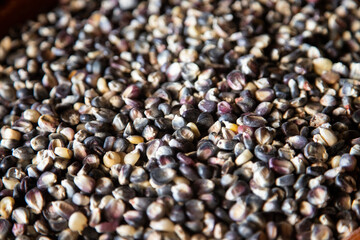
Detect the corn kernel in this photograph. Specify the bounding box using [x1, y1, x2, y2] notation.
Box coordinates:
[69, 211, 88, 233]
[224, 122, 238, 133]
[186, 122, 201, 138]
[127, 136, 144, 144]
[2, 177, 19, 190]
[54, 147, 73, 159]
[0, 196, 15, 219]
[124, 149, 140, 166]
[74, 102, 84, 111]
[103, 151, 123, 168]
[97, 77, 110, 94]
[23, 109, 41, 123]
[68, 70, 78, 80]
[3, 128, 21, 141]
[173, 176, 190, 185]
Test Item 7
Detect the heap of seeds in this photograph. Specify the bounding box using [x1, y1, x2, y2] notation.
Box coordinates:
[1, 0, 360, 239]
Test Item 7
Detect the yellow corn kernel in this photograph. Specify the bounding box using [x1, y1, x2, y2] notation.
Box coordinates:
[3, 128, 21, 141]
[127, 136, 144, 144]
[54, 147, 73, 159]
[224, 122, 238, 133]
[103, 151, 123, 168]
[97, 77, 110, 94]
[74, 102, 84, 111]
[68, 70, 78, 80]
[186, 122, 201, 138]
[0, 196, 15, 219]
[23, 109, 41, 123]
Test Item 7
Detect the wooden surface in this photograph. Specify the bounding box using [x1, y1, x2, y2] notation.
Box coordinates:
[0, 0, 58, 37]
[345, 228, 360, 240]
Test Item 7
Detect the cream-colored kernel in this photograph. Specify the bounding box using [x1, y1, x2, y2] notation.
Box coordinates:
[69, 211, 88, 232]
[103, 151, 122, 168]
[54, 147, 73, 159]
